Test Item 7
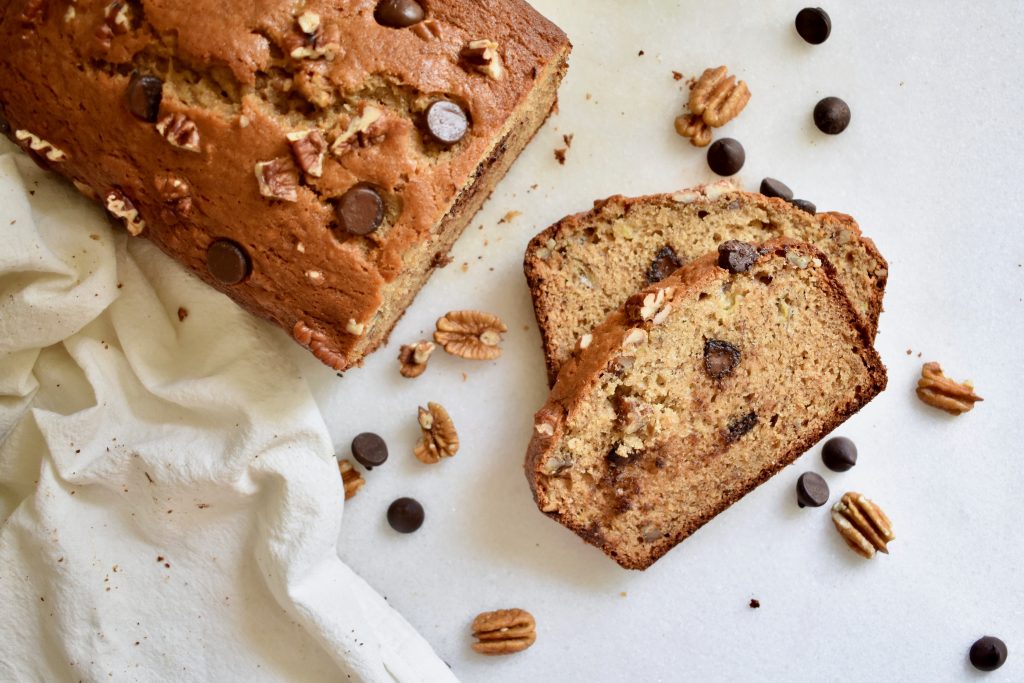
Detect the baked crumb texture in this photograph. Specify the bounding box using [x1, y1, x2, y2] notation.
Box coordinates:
[525, 242, 887, 569]
[0, 0, 570, 371]
[524, 184, 887, 384]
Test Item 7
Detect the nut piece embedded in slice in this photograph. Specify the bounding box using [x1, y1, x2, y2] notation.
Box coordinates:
[254, 158, 299, 202]
[831, 492, 894, 559]
[414, 402, 459, 464]
[689, 65, 751, 128]
[915, 362, 983, 415]
[471, 609, 536, 656]
[104, 189, 146, 236]
[461, 39, 504, 80]
[338, 459, 364, 500]
[287, 129, 327, 178]
[398, 340, 435, 378]
[155, 113, 201, 153]
[434, 310, 507, 360]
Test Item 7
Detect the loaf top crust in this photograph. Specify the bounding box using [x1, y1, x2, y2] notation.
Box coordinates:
[525, 240, 887, 569]
[524, 182, 888, 384]
[0, 0, 569, 368]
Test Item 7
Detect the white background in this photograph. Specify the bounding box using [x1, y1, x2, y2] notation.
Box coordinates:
[285, 1, 1024, 680]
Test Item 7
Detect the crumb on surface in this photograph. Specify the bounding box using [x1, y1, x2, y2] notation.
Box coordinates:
[498, 210, 522, 224]
[554, 148, 567, 165]
[749, 599, 760, 609]
[177, 307, 188, 322]
[672, 71, 683, 81]
[637, 50, 645, 56]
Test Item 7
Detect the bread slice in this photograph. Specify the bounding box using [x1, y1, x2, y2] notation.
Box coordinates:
[524, 183, 888, 384]
[525, 240, 887, 570]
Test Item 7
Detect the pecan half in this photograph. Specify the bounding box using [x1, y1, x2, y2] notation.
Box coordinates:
[674, 113, 712, 147]
[916, 362, 983, 415]
[461, 39, 504, 80]
[471, 609, 536, 656]
[831, 492, 894, 559]
[398, 340, 435, 378]
[254, 158, 299, 202]
[104, 189, 146, 236]
[156, 113, 201, 153]
[292, 320, 347, 371]
[338, 459, 364, 500]
[287, 129, 327, 177]
[689, 66, 751, 128]
[414, 402, 459, 464]
[434, 310, 507, 360]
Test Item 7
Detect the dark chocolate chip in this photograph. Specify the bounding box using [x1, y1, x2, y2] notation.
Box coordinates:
[726, 411, 758, 442]
[646, 245, 683, 284]
[707, 137, 745, 176]
[387, 497, 424, 533]
[970, 636, 1008, 672]
[821, 436, 857, 472]
[796, 472, 830, 508]
[813, 96, 851, 135]
[704, 339, 741, 379]
[125, 73, 163, 122]
[790, 198, 817, 215]
[337, 184, 384, 235]
[717, 240, 759, 273]
[760, 177, 794, 201]
[424, 100, 469, 146]
[351, 432, 388, 469]
[795, 7, 832, 45]
[206, 239, 251, 285]
[374, 0, 424, 28]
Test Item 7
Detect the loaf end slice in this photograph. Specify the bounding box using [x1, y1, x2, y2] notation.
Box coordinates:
[525, 240, 887, 570]
[524, 183, 887, 384]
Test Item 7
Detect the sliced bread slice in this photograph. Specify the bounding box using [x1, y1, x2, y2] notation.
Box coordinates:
[525, 240, 887, 570]
[524, 183, 888, 384]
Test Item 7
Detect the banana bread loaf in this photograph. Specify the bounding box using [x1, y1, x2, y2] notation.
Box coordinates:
[524, 182, 887, 383]
[525, 240, 887, 569]
[0, 0, 570, 371]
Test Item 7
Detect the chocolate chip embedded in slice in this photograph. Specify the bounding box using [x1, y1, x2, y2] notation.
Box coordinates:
[969, 636, 1008, 672]
[813, 96, 851, 135]
[706, 137, 745, 176]
[206, 239, 251, 285]
[821, 436, 857, 471]
[374, 0, 424, 28]
[646, 245, 683, 284]
[704, 339, 740, 379]
[351, 432, 388, 470]
[387, 497, 425, 533]
[790, 198, 817, 215]
[717, 240, 759, 273]
[336, 184, 384, 235]
[726, 411, 758, 442]
[796, 472, 830, 508]
[795, 7, 832, 45]
[124, 73, 163, 122]
[759, 177, 794, 201]
[424, 100, 469, 146]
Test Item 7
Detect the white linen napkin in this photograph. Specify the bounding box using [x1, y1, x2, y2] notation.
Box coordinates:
[0, 141, 457, 683]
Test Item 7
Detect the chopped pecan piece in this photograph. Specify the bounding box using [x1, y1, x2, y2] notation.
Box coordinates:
[14, 129, 67, 162]
[434, 310, 507, 360]
[338, 459, 364, 500]
[414, 402, 459, 464]
[831, 492, 894, 559]
[254, 158, 299, 202]
[286, 129, 327, 177]
[916, 362, 983, 415]
[411, 18, 442, 40]
[330, 104, 384, 156]
[471, 609, 536, 656]
[625, 287, 674, 325]
[398, 340, 435, 378]
[154, 174, 193, 216]
[461, 39, 504, 80]
[155, 113, 201, 153]
[689, 65, 751, 128]
[104, 189, 146, 236]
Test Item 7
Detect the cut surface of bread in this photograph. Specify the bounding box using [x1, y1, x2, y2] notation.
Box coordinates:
[524, 183, 888, 383]
[525, 241, 887, 570]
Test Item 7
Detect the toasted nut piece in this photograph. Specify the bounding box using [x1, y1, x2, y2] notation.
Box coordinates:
[471, 609, 536, 656]
[688, 66, 751, 128]
[338, 459, 364, 499]
[916, 362, 983, 415]
[461, 39, 504, 80]
[434, 310, 507, 360]
[831, 492, 894, 559]
[398, 340, 435, 378]
[674, 113, 713, 147]
[414, 402, 459, 464]
[156, 113, 201, 153]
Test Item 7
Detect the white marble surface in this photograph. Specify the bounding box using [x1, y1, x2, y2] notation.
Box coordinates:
[291, 1, 1024, 679]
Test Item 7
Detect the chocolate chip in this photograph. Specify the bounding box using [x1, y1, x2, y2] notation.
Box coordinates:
[704, 339, 740, 379]
[337, 184, 384, 235]
[790, 198, 817, 215]
[351, 432, 388, 469]
[387, 497, 424, 533]
[796, 472, 829, 508]
[726, 411, 757, 442]
[646, 245, 683, 284]
[717, 240, 759, 273]
[425, 100, 469, 146]
[206, 239, 251, 285]
[813, 96, 851, 135]
[125, 73, 163, 122]
[374, 0, 424, 28]
[795, 7, 831, 45]
[760, 177, 794, 201]
[749, 599, 760, 609]
[706, 138, 745, 176]
[970, 636, 1008, 672]
[821, 436, 857, 471]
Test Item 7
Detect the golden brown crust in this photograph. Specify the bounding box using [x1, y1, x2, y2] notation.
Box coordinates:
[0, 0, 570, 370]
[525, 240, 887, 570]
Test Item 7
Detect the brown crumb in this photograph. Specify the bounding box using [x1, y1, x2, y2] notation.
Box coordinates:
[749, 599, 760, 609]
[554, 148, 567, 165]
[562, 133, 574, 148]
[156, 556, 164, 562]
[530, 183, 538, 190]
[906, 349, 912, 355]
[460, 262, 469, 272]
[498, 210, 522, 224]
[672, 71, 683, 81]
[461, 372, 468, 382]
[196, 503, 210, 509]
[89, 233, 100, 241]
[637, 50, 645, 56]
[431, 251, 454, 268]
[585, 92, 592, 101]
[177, 307, 188, 322]
[620, 591, 627, 598]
